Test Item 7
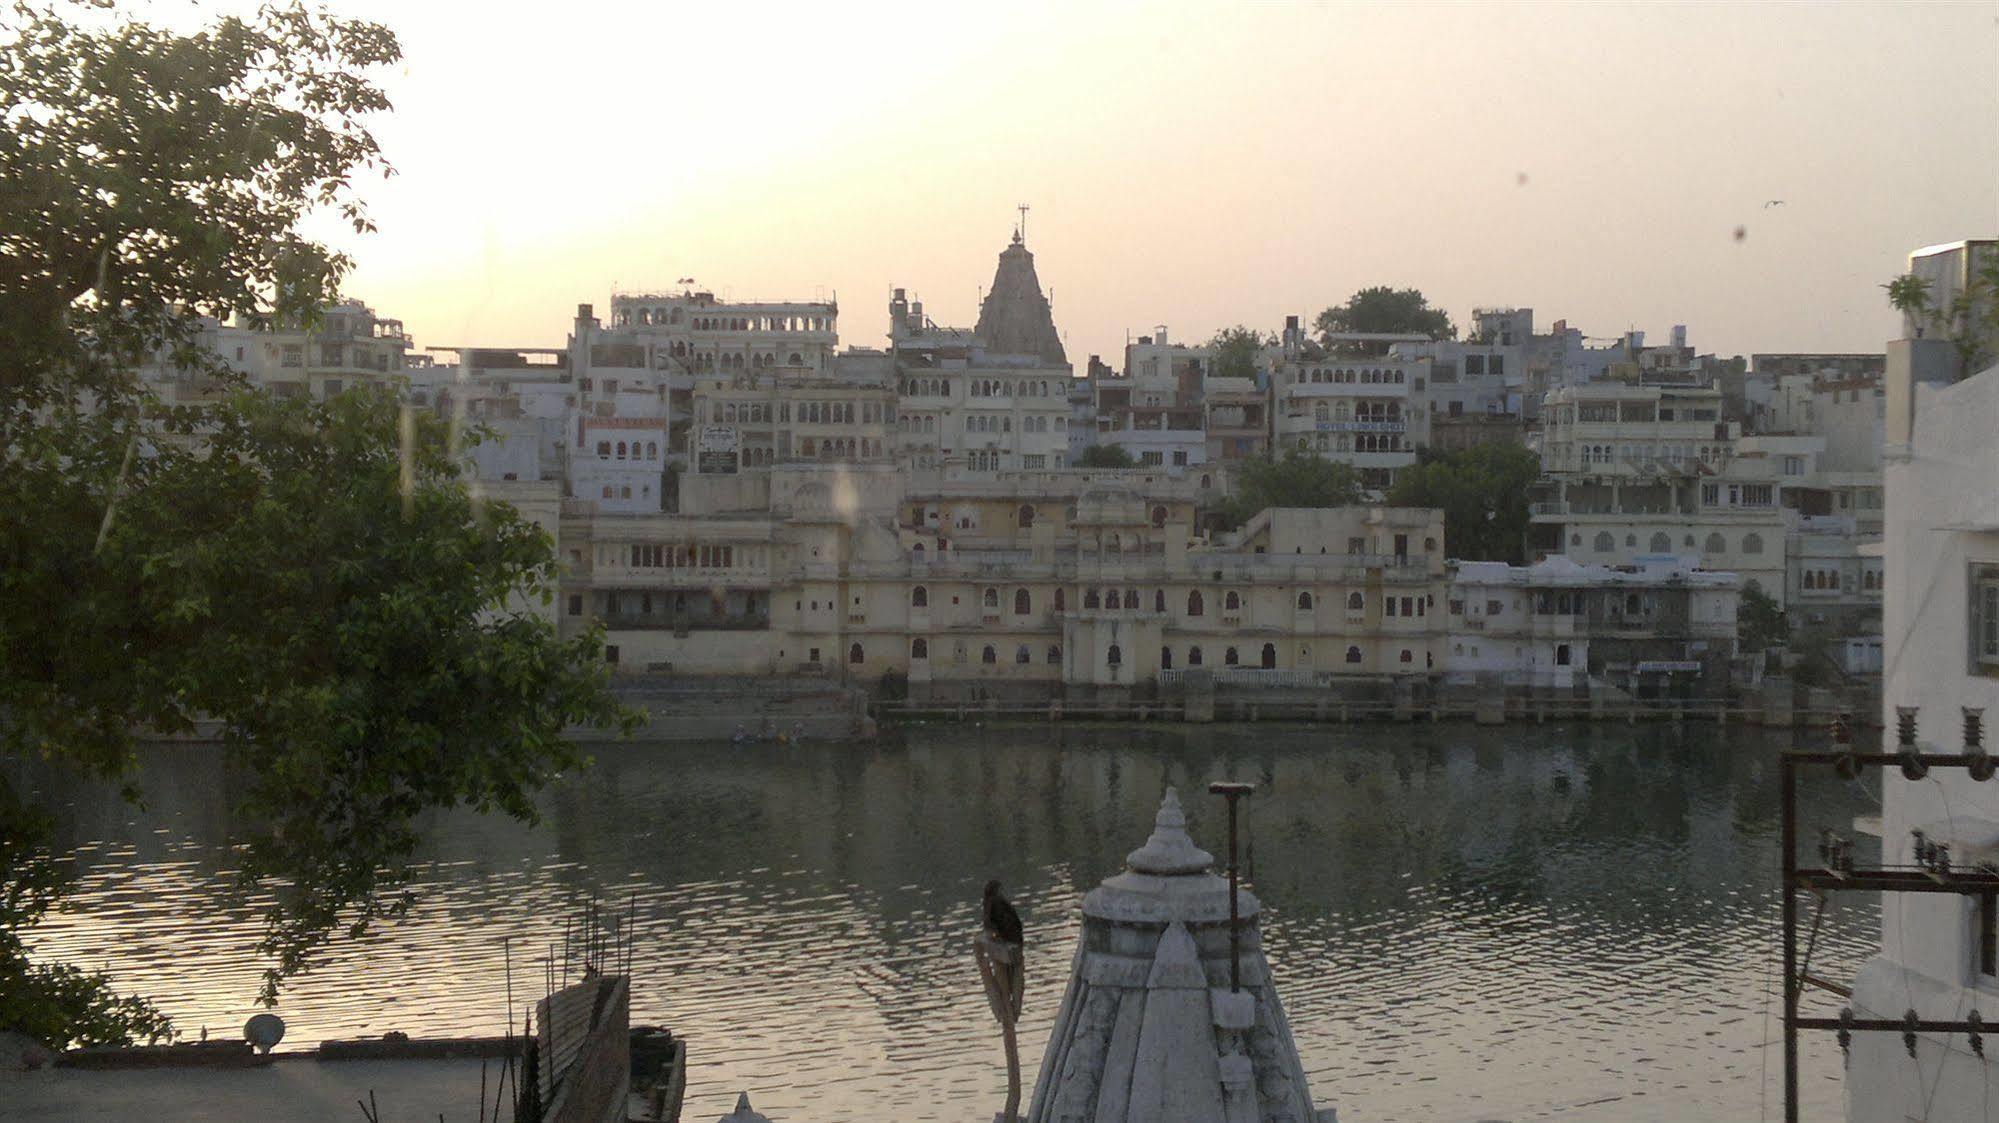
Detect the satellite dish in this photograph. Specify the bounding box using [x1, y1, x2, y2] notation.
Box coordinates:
[244, 1013, 286, 1054]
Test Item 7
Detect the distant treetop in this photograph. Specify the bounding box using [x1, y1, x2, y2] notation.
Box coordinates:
[1314, 287, 1455, 344]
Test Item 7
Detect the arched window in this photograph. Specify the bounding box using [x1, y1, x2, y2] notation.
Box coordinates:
[912, 638, 928, 660]
[1348, 592, 1364, 611]
[1154, 590, 1167, 613]
[1297, 591, 1314, 610]
[1106, 589, 1121, 610]
[1593, 531, 1615, 552]
[1187, 590, 1205, 616]
[1188, 645, 1204, 667]
[1152, 505, 1167, 529]
[1200, 474, 1213, 489]
[1054, 588, 1065, 611]
[1705, 532, 1726, 554]
[912, 585, 928, 608]
[1107, 533, 1121, 555]
[1014, 589, 1031, 615]
[1400, 649, 1413, 664]
[1260, 643, 1277, 669]
[1649, 532, 1672, 553]
[1556, 643, 1571, 666]
[1107, 644, 1122, 666]
[984, 587, 1000, 609]
[1224, 591, 1241, 611]
[912, 542, 925, 558]
[1742, 533, 1764, 555]
[1018, 504, 1035, 529]
[1346, 646, 1362, 664]
[849, 643, 865, 665]
[1047, 645, 1062, 664]
[1016, 644, 1031, 665]
[1225, 646, 1240, 666]
[982, 645, 998, 665]
[616, 441, 627, 459]
[1085, 589, 1100, 609]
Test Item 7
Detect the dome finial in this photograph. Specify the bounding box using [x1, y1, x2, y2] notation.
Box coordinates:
[1125, 787, 1214, 875]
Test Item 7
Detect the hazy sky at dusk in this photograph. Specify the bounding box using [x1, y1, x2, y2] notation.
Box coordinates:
[281, 0, 1997, 367]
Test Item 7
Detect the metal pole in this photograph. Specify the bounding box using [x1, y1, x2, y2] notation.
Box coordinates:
[1227, 795, 1240, 993]
[1209, 781, 1255, 994]
[1781, 752, 1799, 1123]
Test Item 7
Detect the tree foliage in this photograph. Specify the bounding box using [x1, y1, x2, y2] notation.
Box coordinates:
[1385, 443, 1540, 564]
[1, 0, 635, 1030]
[1207, 325, 1268, 382]
[0, 785, 174, 1049]
[2, 0, 402, 404]
[1217, 450, 1363, 528]
[1313, 286, 1455, 343]
[1738, 581, 1789, 654]
[1077, 444, 1135, 468]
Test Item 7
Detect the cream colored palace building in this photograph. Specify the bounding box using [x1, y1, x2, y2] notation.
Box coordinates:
[557, 464, 1446, 697]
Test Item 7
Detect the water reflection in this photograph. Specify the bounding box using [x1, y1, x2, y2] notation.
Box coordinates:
[16, 724, 1875, 1120]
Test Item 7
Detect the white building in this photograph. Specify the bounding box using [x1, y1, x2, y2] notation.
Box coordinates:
[1845, 237, 1999, 1121]
[1271, 343, 1431, 491]
[1444, 556, 1739, 694]
[1530, 383, 1791, 600]
[137, 299, 412, 404]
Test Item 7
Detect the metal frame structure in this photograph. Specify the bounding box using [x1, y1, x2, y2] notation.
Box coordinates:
[1781, 710, 1996, 1123]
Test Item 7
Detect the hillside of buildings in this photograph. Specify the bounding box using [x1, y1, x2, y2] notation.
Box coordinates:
[134, 228, 1892, 712]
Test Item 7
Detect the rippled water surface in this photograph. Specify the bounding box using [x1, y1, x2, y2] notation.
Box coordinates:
[20, 724, 1877, 1121]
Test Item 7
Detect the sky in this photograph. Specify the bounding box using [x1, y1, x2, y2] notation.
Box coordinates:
[260, 0, 1999, 367]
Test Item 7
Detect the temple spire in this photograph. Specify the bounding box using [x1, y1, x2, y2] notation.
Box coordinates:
[974, 221, 1067, 367]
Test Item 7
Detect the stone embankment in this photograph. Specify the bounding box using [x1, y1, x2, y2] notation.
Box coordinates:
[593, 674, 872, 742]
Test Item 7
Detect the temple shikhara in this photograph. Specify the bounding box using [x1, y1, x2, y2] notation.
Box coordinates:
[1028, 789, 1329, 1122]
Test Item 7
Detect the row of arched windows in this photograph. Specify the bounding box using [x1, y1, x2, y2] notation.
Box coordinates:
[1293, 366, 1408, 385]
[596, 439, 660, 461]
[904, 639, 1065, 665]
[1580, 530, 1765, 556]
[908, 585, 1374, 617]
[887, 636, 1423, 672]
[796, 436, 882, 460]
[969, 379, 1058, 398]
[1803, 568, 1869, 591]
[687, 350, 808, 371]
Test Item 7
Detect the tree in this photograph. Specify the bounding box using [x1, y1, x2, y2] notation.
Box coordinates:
[1884, 262, 1999, 378]
[1216, 449, 1363, 528]
[1385, 443, 1540, 564]
[1313, 287, 1455, 343]
[1, 0, 634, 1036]
[1077, 444, 1135, 468]
[1884, 273, 1933, 328]
[1738, 581, 1789, 654]
[1207, 325, 1269, 381]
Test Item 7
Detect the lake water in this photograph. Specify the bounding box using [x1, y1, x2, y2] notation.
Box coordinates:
[19, 723, 1877, 1121]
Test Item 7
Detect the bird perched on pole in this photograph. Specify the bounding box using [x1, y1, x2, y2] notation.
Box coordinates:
[977, 880, 1027, 1121]
[983, 880, 1024, 948]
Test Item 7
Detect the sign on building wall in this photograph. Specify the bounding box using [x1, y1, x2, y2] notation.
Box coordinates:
[697, 425, 739, 474]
